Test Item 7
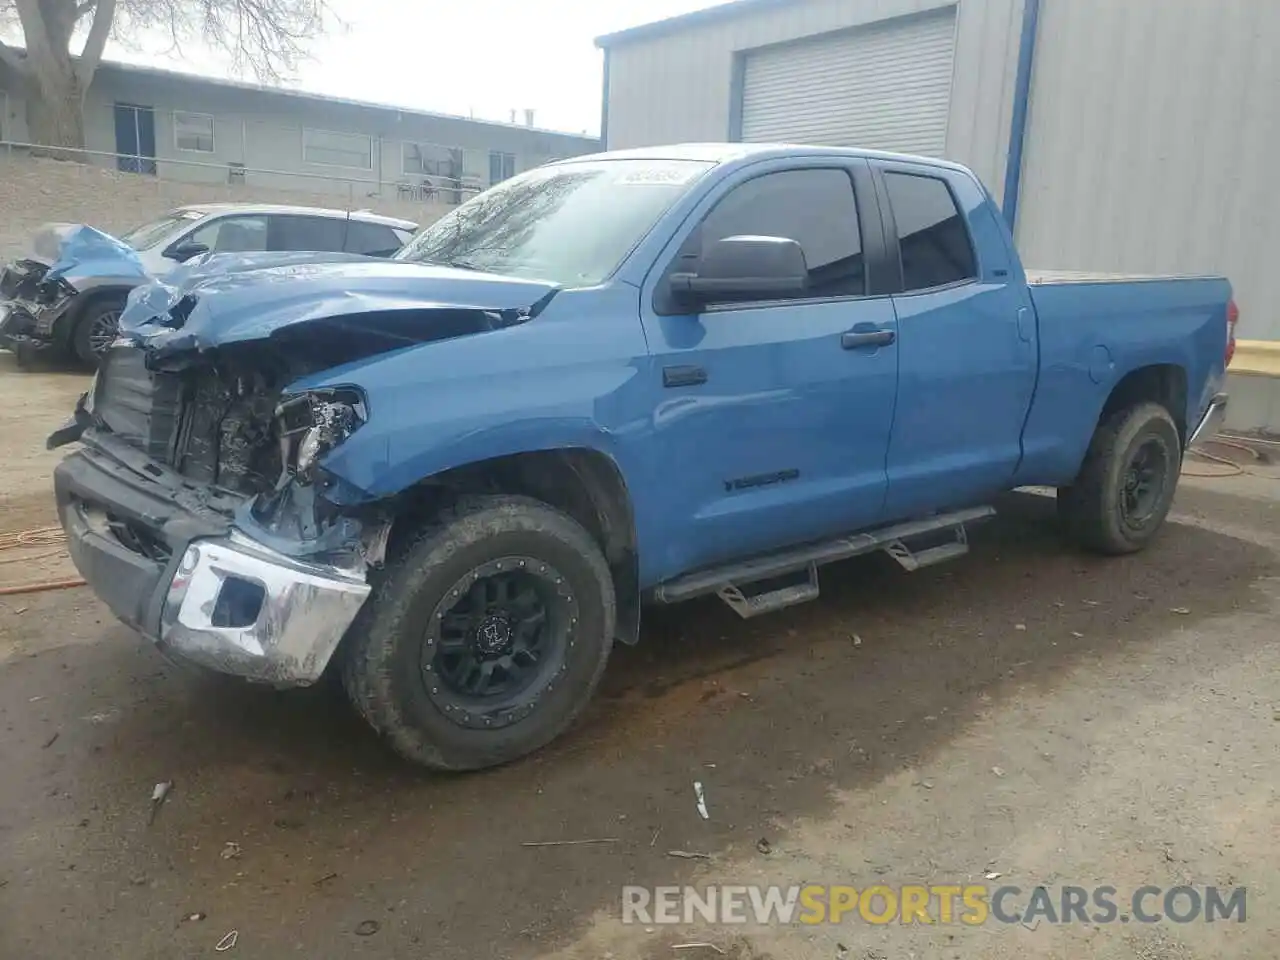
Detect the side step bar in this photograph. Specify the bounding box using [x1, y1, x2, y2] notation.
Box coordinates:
[653, 506, 995, 618]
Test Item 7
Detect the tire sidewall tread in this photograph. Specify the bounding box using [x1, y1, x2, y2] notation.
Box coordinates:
[1058, 401, 1182, 555]
[342, 495, 616, 771]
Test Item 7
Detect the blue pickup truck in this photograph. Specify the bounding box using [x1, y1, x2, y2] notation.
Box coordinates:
[49, 144, 1233, 770]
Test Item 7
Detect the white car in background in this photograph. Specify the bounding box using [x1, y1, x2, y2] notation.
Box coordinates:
[0, 203, 418, 365]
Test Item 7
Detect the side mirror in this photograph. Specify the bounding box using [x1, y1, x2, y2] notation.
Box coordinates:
[669, 235, 808, 305]
[165, 241, 210, 263]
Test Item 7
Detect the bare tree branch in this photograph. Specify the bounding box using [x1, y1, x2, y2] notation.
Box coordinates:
[115, 0, 330, 83]
[75, 0, 114, 86]
[9, 0, 331, 147]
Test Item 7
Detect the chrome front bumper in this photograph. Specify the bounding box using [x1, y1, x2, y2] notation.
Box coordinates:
[160, 533, 370, 686]
[55, 444, 370, 687]
[1188, 392, 1229, 450]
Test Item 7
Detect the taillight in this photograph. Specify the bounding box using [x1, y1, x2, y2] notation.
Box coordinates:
[1225, 298, 1238, 367]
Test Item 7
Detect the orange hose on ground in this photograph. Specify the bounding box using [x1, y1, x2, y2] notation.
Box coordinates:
[0, 525, 83, 596]
[0, 526, 65, 550]
[0, 577, 86, 597]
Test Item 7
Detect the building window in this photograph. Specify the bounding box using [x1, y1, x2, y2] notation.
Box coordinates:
[489, 150, 516, 185]
[303, 128, 373, 169]
[174, 111, 215, 153]
[403, 141, 458, 177]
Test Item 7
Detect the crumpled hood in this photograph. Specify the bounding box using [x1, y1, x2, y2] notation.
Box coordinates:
[117, 252, 561, 362]
[29, 223, 148, 285]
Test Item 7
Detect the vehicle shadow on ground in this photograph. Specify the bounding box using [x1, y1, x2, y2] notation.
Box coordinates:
[1, 490, 1275, 958]
[0, 346, 89, 375]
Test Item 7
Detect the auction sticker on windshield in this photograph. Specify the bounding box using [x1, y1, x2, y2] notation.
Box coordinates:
[614, 166, 704, 186]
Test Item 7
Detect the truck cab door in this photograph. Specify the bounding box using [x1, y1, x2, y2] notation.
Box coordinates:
[870, 160, 1039, 520]
[637, 159, 900, 584]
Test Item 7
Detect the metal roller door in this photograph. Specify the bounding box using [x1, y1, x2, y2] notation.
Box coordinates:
[740, 9, 957, 157]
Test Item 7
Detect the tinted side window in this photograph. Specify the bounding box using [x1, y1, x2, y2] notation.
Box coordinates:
[344, 221, 402, 257]
[268, 215, 348, 252]
[884, 173, 977, 291]
[697, 169, 864, 300]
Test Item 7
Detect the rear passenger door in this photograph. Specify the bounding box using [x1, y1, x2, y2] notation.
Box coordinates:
[266, 215, 348, 253]
[639, 159, 900, 580]
[873, 161, 1038, 519]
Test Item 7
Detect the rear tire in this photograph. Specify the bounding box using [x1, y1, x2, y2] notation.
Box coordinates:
[341, 495, 616, 771]
[1056, 401, 1182, 555]
[72, 297, 126, 366]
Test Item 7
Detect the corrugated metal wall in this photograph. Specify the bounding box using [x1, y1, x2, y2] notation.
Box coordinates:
[1014, 0, 1280, 431]
[1016, 0, 1280, 339]
[604, 0, 1025, 198]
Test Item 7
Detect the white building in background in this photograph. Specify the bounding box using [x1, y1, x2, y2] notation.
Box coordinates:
[0, 59, 599, 203]
[597, 0, 1280, 434]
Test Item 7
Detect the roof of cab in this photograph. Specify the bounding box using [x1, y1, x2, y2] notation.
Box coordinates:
[552, 142, 975, 176]
[171, 202, 418, 230]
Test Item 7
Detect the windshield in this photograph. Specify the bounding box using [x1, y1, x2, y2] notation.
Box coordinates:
[119, 211, 204, 251]
[395, 158, 713, 286]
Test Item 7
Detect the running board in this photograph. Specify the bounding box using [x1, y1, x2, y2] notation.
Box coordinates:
[884, 522, 971, 571]
[717, 564, 820, 619]
[653, 505, 995, 616]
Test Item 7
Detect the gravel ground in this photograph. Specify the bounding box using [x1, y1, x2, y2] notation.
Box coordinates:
[1, 357, 1276, 960]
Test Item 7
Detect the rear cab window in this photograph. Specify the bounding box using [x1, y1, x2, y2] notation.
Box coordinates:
[883, 172, 978, 291]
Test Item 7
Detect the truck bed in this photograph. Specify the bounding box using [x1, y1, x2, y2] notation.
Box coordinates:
[1015, 270, 1231, 486]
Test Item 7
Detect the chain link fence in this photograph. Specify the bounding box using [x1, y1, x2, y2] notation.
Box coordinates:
[0, 140, 477, 259]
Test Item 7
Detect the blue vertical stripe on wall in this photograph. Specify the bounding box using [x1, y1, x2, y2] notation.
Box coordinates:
[1002, 0, 1042, 230]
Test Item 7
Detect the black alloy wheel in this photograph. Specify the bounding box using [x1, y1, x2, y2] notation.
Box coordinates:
[422, 558, 577, 730]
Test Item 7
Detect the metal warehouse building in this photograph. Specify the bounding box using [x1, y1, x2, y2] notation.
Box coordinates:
[597, 0, 1280, 434]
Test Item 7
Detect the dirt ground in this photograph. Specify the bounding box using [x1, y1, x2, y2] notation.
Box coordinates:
[1, 356, 1277, 960]
[0, 352, 89, 600]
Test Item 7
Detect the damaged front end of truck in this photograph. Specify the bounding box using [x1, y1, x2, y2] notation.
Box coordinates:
[49, 257, 560, 685]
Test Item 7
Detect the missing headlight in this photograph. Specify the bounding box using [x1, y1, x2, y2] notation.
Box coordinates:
[275, 388, 366, 481]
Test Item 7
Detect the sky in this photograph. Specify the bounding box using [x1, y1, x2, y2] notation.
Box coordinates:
[6, 0, 737, 137]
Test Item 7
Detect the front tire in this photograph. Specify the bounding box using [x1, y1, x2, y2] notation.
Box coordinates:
[342, 495, 616, 771]
[1056, 402, 1182, 555]
[72, 298, 126, 366]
